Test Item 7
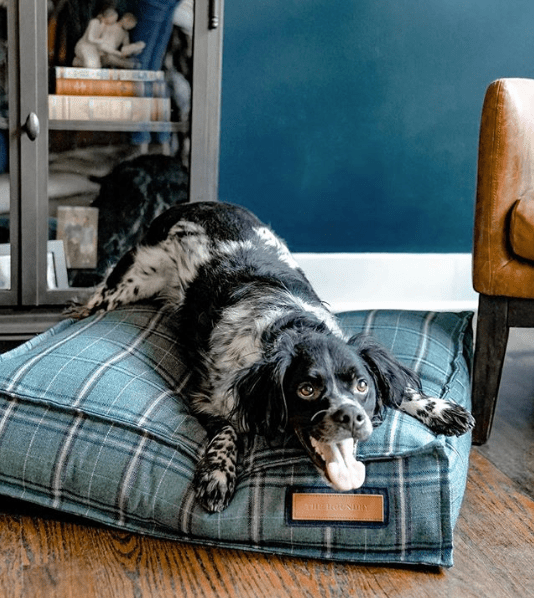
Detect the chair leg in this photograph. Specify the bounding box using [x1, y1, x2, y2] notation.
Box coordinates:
[471, 294, 510, 445]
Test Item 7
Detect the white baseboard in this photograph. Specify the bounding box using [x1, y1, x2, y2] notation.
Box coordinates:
[294, 253, 478, 313]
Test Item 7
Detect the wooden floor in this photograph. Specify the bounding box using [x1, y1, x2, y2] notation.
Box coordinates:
[1, 329, 533, 598]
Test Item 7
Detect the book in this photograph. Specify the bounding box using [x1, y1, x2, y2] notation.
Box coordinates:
[54, 66, 165, 82]
[55, 78, 169, 98]
[48, 94, 171, 122]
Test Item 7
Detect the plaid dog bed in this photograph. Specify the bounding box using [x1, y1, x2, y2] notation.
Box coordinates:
[0, 305, 473, 567]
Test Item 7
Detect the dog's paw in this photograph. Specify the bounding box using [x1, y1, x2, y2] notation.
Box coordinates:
[194, 466, 236, 513]
[193, 425, 239, 512]
[63, 301, 96, 320]
[426, 401, 475, 436]
[63, 286, 109, 320]
[400, 391, 475, 437]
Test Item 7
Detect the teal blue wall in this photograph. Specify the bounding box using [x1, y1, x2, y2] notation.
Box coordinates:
[218, 1, 534, 252]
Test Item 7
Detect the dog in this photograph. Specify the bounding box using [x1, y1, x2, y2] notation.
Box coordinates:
[71, 201, 475, 512]
[91, 154, 189, 277]
[69, 155, 188, 288]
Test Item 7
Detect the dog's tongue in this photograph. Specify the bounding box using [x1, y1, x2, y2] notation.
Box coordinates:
[320, 438, 366, 491]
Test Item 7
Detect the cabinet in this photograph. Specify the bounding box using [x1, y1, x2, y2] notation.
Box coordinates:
[0, 0, 224, 343]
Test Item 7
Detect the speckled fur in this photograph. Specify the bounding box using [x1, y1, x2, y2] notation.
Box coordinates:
[73, 202, 475, 512]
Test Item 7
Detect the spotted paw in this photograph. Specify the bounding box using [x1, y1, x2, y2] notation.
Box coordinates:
[400, 391, 475, 437]
[194, 466, 236, 513]
[427, 402, 476, 436]
[193, 425, 239, 512]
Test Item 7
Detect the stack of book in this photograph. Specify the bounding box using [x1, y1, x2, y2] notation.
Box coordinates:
[49, 66, 171, 122]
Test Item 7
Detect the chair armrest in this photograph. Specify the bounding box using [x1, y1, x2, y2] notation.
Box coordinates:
[473, 78, 534, 298]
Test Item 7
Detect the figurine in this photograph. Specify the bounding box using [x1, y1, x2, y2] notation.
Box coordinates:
[72, 9, 146, 69]
[72, 8, 119, 69]
[99, 13, 146, 69]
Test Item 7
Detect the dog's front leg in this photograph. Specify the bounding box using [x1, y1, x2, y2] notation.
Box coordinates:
[193, 424, 239, 512]
[399, 388, 475, 436]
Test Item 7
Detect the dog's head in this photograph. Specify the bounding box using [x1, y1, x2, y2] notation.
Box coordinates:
[235, 330, 419, 491]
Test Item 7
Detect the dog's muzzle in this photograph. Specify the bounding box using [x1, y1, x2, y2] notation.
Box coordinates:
[331, 404, 373, 440]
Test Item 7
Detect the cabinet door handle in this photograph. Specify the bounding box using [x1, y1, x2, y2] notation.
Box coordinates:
[23, 112, 40, 141]
[209, 0, 220, 29]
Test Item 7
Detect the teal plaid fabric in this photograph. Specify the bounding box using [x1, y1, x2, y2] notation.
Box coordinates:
[0, 305, 473, 567]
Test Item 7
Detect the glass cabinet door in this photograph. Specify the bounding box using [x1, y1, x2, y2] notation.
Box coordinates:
[0, 4, 14, 303]
[1, 0, 223, 308]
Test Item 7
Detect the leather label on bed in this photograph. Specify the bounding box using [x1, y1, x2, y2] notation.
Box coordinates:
[291, 492, 385, 523]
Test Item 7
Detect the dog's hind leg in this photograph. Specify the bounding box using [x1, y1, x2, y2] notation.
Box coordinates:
[68, 245, 173, 318]
[71, 245, 186, 318]
[70, 223, 213, 319]
[399, 388, 475, 437]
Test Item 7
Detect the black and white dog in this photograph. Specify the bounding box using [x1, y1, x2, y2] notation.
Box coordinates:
[73, 202, 474, 512]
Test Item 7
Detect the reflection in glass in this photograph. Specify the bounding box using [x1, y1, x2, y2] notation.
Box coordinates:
[0, 246, 9, 290]
[47, 1, 193, 288]
[0, 242, 68, 290]
[0, 5, 9, 290]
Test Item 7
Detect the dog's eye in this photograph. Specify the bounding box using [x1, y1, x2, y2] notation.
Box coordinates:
[297, 382, 317, 399]
[356, 378, 368, 393]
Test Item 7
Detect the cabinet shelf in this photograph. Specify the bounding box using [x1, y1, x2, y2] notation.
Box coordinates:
[48, 119, 188, 133]
[0, 116, 188, 134]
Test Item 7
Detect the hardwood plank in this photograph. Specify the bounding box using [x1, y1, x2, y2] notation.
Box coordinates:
[450, 450, 534, 598]
[16, 520, 125, 598]
[0, 516, 24, 597]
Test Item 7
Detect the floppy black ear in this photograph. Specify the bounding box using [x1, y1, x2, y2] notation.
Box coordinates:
[232, 329, 300, 437]
[348, 333, 420, 412]
[232, 355, 291, 438]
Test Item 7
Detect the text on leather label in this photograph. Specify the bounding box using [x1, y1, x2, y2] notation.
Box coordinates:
[292, 493, 385, 523]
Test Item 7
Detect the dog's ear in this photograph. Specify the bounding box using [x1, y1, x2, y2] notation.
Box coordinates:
[233, 330, 299, 436]
[232, 351, 292, 438]
[348, 333, 420, 416]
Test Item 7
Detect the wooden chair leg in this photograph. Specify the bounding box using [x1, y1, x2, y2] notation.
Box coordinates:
[471, 294, 510, 445]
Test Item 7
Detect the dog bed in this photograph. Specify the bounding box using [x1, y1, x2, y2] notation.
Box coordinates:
[0, 305, 473, 567]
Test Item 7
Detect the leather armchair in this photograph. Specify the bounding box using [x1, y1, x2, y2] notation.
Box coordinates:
[472, 78, 534, 444]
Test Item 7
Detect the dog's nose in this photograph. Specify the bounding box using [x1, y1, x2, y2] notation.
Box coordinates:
[332, 405, 367, 430]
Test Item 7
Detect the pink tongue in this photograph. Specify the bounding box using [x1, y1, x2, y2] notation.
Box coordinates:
[321, 438, 366, 491]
